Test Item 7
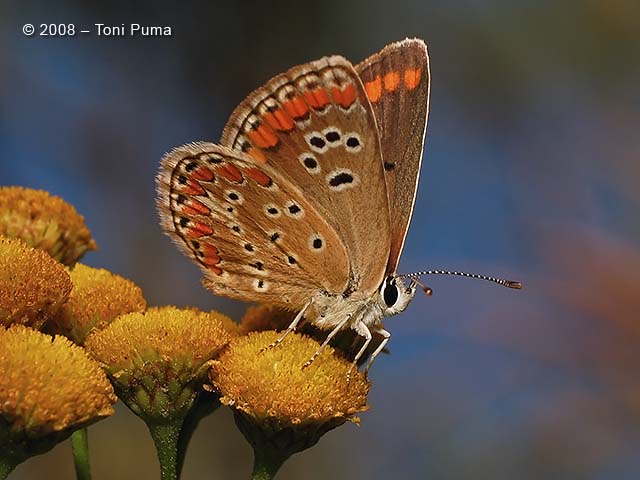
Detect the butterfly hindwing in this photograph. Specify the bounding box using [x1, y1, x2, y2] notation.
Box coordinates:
[221, 56, 391, 296]
[355, 38, 430, 275]
[156, 142, 350, 308]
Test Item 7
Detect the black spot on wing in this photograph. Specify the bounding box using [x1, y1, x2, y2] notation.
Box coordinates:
[329, 172, 354, 187]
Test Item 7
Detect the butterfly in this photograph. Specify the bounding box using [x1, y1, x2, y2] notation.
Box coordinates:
[156, 38, 520, 376]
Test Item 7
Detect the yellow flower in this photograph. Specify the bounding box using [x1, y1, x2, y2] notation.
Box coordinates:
[0, 325, 115, 471]
[50, 263, 147, 344]
[211, 331, 369, 425]
[85, 306, 232, 421]
[85, 306, 233, 479]
[0, 236, 72, 329]
[209, 331, 370, 477]
[185, 305, 241, 336]
[0, 186, 96, 266]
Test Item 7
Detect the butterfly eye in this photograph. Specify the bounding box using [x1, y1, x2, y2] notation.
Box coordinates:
[382, 278, 399, 307]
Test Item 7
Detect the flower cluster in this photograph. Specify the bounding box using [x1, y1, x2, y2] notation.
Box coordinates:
[0, 187, 373, 480]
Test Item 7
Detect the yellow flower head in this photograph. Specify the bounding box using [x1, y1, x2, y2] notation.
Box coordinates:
[185, 305, 241, 336]
[211, 331, 370, 426]
[85, 306, 232, 422]
[210, 331, 370, 474]
[0, 236, 72, 329]
[50, 263, 147, 344]
[0, 325, 115, 462]
[0, 186, 96, 266]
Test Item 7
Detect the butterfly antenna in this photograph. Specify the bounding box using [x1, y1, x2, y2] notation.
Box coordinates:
[401, 270, 523, 290]
[408, 276, 433, 296]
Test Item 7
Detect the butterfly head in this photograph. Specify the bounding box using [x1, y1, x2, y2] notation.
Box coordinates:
[379, 275, 417, 317]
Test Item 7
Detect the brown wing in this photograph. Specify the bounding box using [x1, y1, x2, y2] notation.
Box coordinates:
[221, 56, 390, 296]
[156, 142, 350, 309]
[356, 38, 430, 275]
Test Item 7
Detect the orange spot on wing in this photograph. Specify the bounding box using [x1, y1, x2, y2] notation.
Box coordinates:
[404, 67, 422, 90]
[187, 221, 213, 238]
[258, 124, 279, 147]
[182, 181, 206, 196]
[365, 76, 382, 102]
[192, 167, 214, 181]
[247, 124, 279, 149]
[182, 206, 200, 216]
[305, 87, 330, 110]
[244, 167, 273, 187]
[331, 83, 357, 108]
[216, 163, 243, 183]
[247, 147, 267, 164]
[246, 131, 264, 148]
[383, 71, 400, 92]
[201, 255, 221, 267]
[202, 243, 218, 256]
[186, 199, 210, 215]
[263, 109, 295, 131]
[201, 244, 221, 266]
[262, 112, 279, 131]
[207, 265, 223, 275]
[282, 95, 309, 119]
[273, 109, 295, 130]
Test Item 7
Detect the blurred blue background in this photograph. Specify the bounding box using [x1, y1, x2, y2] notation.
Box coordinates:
[2, 1, 640, 478]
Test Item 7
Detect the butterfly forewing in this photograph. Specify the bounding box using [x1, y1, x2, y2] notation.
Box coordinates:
[355, 39, 430, 275]
[156, 142, 350, 308]
[221, 56, 391, 296]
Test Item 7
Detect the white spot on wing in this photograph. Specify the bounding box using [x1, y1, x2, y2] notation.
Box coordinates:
[225, 190, 244, 204]
[267, 230, 283, 246]
[298, 153, 321, 174]
[228, 222, 243, 235]
[322, 127, 343, 147]
[264, 204, 281, 218]
[326, 168, 359, 192]
[305, 132, 329, 154]
[344, 132, 363, 153]
[253, 278, 269, 291]
[308, 233, 325, 252]
[284, 200, 304, 219]
[245, 261, 268, 276]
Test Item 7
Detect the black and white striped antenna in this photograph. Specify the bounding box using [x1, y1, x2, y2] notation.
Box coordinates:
[399, 270, 522, 292]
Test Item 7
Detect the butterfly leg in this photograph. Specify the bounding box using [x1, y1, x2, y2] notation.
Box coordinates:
[363, 327, 391, 376]
[347, 321, 372, 382]
[302, 314, 352, 370]
[260, 299, 313, 352]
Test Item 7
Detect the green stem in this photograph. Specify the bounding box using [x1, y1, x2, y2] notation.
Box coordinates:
[0, 454, 18, 480]
[250, 447, 288, 480]
[148, 420, 183, 480]
[71, 428, 92, 480]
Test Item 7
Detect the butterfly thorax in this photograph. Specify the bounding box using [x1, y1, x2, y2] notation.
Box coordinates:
[310, 275, 416, 330]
